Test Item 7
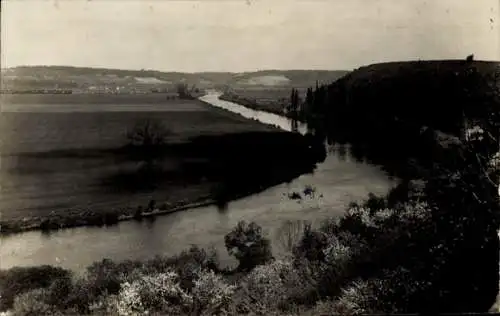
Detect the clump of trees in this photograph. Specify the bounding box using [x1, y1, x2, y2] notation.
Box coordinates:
[176, 83, 190, 99]
[176, 82, 199, 99]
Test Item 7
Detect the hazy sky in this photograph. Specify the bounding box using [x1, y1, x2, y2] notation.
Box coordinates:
[2, 0, 499, 72]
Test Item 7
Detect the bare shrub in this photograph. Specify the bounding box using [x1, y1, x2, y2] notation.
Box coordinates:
[275, 220, 308, 254]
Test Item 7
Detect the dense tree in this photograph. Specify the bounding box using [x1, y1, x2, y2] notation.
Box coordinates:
[177, 82, 192, 99]
[306, 87, 314, 110]
[289, 88, 301, 132]
[224, 221, 273, 272]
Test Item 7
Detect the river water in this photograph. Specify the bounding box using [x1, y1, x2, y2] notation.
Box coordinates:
[0, 92, 396, 271]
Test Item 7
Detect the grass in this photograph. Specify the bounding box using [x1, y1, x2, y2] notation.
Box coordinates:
[0, 93, 181, 105]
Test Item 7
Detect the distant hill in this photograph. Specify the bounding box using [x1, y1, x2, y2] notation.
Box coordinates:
[0, 66, 350, 91]
[233, 70, 349, 87]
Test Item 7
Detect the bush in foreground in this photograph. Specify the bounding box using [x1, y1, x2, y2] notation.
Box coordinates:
[225, 221, 273, 272]
[115, 271, 193, 315]
[191, 270, 237, 315]
[12, 288, 64, 316]
[0, 266, 71, 311]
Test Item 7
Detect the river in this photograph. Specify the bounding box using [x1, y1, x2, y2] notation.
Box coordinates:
[0, 92, 396, 271]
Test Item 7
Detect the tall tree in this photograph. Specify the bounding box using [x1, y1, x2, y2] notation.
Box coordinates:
[290, 88, 300, 132]
[306, 87, 314, 109]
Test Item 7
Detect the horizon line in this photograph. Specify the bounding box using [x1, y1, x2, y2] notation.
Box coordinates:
[3, 58, 499, 74]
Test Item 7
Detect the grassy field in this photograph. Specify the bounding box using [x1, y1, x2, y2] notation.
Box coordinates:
[0, 96, 276, 153]
[0, 95, 295, 232]
[1, 93, 190, 105]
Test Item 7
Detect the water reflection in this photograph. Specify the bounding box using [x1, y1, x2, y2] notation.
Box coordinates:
[336, 145, 347, 161]
[217, 202, 229, 213]
[349, 144, 367, 164]
[41, 229, 53, 239]
[145, 216, 157, 229]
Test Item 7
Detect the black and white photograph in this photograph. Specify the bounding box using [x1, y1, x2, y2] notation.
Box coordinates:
[0, 0, 499, 315]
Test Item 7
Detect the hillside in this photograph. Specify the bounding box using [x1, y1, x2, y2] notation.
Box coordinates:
[0, 66, 350, 92]
[322, 59, 499, 138]
[300, 58, 500, 313]
[233, 69, 349, 87]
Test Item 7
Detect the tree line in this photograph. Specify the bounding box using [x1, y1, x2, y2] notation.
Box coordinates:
[294, 59, 500, 312]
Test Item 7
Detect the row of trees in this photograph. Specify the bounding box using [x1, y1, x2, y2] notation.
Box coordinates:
[285, 81, 331, 137]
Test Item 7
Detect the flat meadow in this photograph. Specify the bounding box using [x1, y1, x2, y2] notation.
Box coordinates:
[0, 93, 278, 224]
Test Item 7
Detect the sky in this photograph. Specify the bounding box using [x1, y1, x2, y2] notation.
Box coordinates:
[1, 0, 499, 72]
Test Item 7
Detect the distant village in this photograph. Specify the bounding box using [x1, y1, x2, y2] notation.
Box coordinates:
[0, 70, 194, 95]
[0, 84, 173, 95]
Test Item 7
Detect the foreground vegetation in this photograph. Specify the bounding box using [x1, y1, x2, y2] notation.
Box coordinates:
[0, 184, 446, 315]
[2, 157, 497, 315]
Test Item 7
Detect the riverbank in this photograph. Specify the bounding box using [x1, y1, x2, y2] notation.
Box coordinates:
[219, 92, 292, 118]
[0, 129, 325, 236]
[0, 197, 214, 237]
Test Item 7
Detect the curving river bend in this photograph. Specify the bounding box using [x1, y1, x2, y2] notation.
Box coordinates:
[0, 92, 396, 271]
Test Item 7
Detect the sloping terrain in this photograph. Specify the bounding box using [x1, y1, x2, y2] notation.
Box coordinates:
[0, 66, 350, 91]
[323, 59, 499, 138]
